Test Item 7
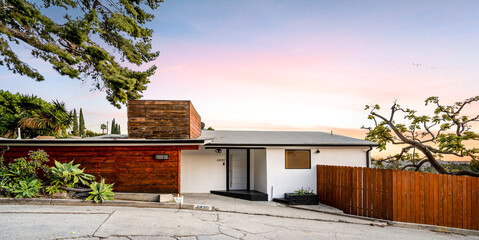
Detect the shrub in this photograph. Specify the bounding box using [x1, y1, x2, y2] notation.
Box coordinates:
[86, 179, 114, 203]
[6, 150, 50, 181]
[0, 150, 49, 197]
[49, 160, 95, 188]
[45, 185, 61, 195]
[292, 187, 314, 195]
[6, 178, 42, 198]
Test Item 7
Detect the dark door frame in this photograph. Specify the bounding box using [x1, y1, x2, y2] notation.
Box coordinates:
[225, 148, 250, 191]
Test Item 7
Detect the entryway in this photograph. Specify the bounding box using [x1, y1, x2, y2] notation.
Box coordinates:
[210, 148, 268, 201]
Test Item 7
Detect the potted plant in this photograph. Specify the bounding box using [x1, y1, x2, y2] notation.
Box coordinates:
[284, 187, 318, 205]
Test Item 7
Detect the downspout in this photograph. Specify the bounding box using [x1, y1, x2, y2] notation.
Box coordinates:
[366, 146, 372, 168]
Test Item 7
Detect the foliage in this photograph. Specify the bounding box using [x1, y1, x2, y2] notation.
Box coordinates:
[45, 184, 61, 195]
[0, 90, 72, 138]
[110, 118, 121, 134]
[100, 124, 107, 134]
[0, 0, 164, 108]
[292, 187, 314, 195]
[79, 108, 85, 137]
[1, 149, 113, 201]
[0, 149, 49, 196]
[49, 160, 95, 188]
[6, 178, 42, 198]
[363, 96, 479, 176]
[85, 130, 103, 137]
[3, 150, 50, 181]
[72, 109, 79, 136]
[86, 179, 114, 203]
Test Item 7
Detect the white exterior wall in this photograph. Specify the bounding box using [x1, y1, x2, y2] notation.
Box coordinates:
[181, 145, 370, 199]
[265, 147, 369, 200]
[180, 147, 226, 193]
[252, 149, 267, 193]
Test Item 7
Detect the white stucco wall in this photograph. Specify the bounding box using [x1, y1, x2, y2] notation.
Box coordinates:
[252, 149, 267, 193]
[180, 147, 226, 193]
[266, 147, 369, 200]
[181, 146, 370, 198]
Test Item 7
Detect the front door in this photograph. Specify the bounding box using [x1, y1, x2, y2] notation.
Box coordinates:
[229, 149, 248, 190]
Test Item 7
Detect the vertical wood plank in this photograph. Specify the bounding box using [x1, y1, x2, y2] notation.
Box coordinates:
[369, 168, 374, 218]
[447, 175, 453, 227]
[414, 172, 420, 223]
[388, 170, 394, 221]
[439, 174, 444, 227]
[456, 176, 464, 228]
[352, 167, 357, 215]
[392, 170, 401, 221]
[466, 176, 472, 230]
[451, 176, 459, 227]
[427, 172, 432, 225]
[472, 177, 478, 230]
[371, 168, 376, 218]
[406, 171, 411, 223]
[420, 172, 426, 224]
[363, 169, 371, 217]
[433, 173, 439, 226]
[377, 169, 383, 219]
[401, 171, 406, 223]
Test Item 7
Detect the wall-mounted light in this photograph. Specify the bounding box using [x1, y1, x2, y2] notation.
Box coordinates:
[315, 149, 320, 154]
[154, 154, 169, 160]
[215, 149, 222, 154]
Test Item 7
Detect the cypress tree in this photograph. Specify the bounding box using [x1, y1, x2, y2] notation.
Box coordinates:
[111, 118, 116, 134]
[117, 124, 121, 134]
[79, 108, 85, 137]
[72, 109, 79, 136]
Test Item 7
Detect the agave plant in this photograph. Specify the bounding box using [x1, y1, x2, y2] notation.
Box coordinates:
[50, 160, 95, 187]
[86, 179, 114, 203]
[7, 178, 42, 198]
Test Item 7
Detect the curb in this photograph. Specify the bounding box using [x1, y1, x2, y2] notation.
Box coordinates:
[0, 198, 214, 211]
[287, 204, 479, 237]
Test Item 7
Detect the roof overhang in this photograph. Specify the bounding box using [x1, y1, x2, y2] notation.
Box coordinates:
[0, 139, 209, 147]
[204, 143, 378, 148]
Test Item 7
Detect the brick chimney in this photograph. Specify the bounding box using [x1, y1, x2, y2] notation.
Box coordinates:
[127, 100, 201, 139]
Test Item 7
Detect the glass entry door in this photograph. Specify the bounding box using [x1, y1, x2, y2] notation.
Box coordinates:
[229, 149, 248, 190]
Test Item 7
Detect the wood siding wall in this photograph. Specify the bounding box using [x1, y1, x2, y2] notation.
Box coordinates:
[317, 165, 479, 230]
[3, 145, 198, 193]
[189, 102, 202, 139]
[127, 100, 201, 139]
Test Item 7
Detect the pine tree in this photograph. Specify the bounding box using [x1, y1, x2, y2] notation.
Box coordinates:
[72, 109, 79, 136]
[117, 124, 121, 134]
[111, 118, 116, 134]
[0, 1, 164, 108]
[79, 108, 85, 137]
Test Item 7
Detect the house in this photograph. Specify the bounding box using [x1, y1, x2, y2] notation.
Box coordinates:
[0, 100, 377, 201]
[182, 130, 375, 201]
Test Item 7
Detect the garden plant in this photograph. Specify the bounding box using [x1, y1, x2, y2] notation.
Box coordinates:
[0, 149, 114, 203]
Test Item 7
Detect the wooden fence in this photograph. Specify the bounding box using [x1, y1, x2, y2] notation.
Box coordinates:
[316, 165, 479, 230]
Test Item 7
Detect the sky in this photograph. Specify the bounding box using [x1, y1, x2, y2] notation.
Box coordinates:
[1, 0, 478, 159]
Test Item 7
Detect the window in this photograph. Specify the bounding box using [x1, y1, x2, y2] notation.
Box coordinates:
[285, 150, 311, 169]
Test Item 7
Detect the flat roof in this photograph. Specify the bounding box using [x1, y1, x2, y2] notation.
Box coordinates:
[0, 137, 207, 147]
[199, 130, 377, 147]
[0, 130, 377, 147]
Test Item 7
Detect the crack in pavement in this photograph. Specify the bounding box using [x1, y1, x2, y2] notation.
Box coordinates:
[92, 210, 116, 237]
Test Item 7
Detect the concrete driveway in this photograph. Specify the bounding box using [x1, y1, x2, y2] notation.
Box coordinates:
[1, 200, 477, 240]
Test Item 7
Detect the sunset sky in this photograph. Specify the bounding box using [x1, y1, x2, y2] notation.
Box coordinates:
[1, 1, 478, 159]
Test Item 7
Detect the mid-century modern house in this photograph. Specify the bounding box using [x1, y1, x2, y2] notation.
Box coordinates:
[0, 100, 377, 201]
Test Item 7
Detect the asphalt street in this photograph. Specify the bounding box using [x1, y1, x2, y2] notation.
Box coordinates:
[0, 204, 477, 240]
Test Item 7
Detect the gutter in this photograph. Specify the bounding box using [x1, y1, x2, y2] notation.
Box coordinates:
[366, 146, 373, 168]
